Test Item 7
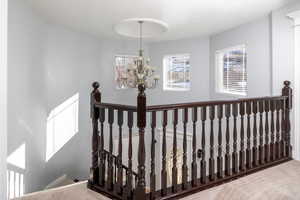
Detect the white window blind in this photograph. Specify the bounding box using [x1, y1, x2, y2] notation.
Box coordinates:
[163, 54, 190, 91]
[216, 45, 247, 96]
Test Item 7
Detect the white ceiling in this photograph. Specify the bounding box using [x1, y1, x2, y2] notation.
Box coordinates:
[28, 0, 296, 41]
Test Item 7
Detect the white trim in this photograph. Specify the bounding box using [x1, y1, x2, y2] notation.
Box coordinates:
[287, 11, 300, 26]
[0, 0, 7, 198]
[287, 11, 300, 160]
[46, 94, 79, 162]
[215, 90, 247, 97]
[163, 87, 191, 92]
[215, 44, 246, 55]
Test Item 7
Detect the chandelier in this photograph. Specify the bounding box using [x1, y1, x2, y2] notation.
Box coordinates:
[115, 19, 168, 89]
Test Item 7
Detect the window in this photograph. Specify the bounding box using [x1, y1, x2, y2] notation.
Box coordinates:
[115, 55, 138, 89]
[46, 93, 79, 161]
[216, 45, 247, 96]
[163, 54, 190, 91]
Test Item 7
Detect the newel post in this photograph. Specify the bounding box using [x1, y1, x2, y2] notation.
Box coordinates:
[90, 82, 101, 184]
[282, 80, 292, 158]
[135, 84, 147, 199]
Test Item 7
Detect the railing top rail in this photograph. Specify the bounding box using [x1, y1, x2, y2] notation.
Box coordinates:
[146, 95, 287, 111]
[94, 102, 137, 111]
[94, 96, 287, 112]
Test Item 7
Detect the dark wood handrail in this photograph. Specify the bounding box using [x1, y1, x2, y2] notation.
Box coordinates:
[95, 102, 137, 111]
[95, 96, 287, 112]
[146, 96, 287, 111]
[102, 150, 138, 177]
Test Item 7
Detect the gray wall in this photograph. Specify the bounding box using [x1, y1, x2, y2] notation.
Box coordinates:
[210, 16, 272, 99]
[148, 37, 210, 105]
[8, 0, 47, 193]
[42, 23, 103, 185]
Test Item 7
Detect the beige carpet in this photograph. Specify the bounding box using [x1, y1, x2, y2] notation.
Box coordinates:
[14, 181, 110, 200]
[15, 160, 300, 200]
[184, 160, 300, 200]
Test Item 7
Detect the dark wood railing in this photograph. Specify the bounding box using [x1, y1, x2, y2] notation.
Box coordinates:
[87, 81, 293, 200]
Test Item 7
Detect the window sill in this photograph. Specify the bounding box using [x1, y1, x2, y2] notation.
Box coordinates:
[163, 88, 191, 92]
[215, 91, 247, 98]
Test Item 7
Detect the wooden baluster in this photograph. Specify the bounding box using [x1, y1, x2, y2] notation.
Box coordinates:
[172, 109, 178, 192]
[225, 104, 231, 176]
[270, 100, 276, 161]
[182, 108, 188, 189]
[90, 82, 101, 185]
[258, 101, 265, 165]
[114, 157, 117, 184]
[150, 111, 156, 200]
[161, 110, 168, 196]
[217, 104, 224, 178]
[252, 101, 258, 167]
[125, 169, 128, 184]
[135, 176, 138, 188]
[264, 100, 270, 163]
[117, 110, 123, 194]
[239, 102, 246, 171]
[209, 105, 215, 181]
[281, 99, 286, 158]
[99, 108, 105, 186]
[124, 169, 128, 194]
[232, 103, 238, 173]
[135, 85, 146, 199]
[275, 100, 281, 159]
[282, 81, 292, 158]
[200, 106, 207, 184]
[246, 102, 252, 169]
[92, 117, 100, 184]
[104, 152, 107, 179]
[192, 107, 198, 186]
[126, 111, 134, 199]
[107, 108, 114, 190]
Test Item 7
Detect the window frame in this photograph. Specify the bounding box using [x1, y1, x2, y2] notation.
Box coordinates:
[163, 54, 191, 91]
[215, 44, 247, 97]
